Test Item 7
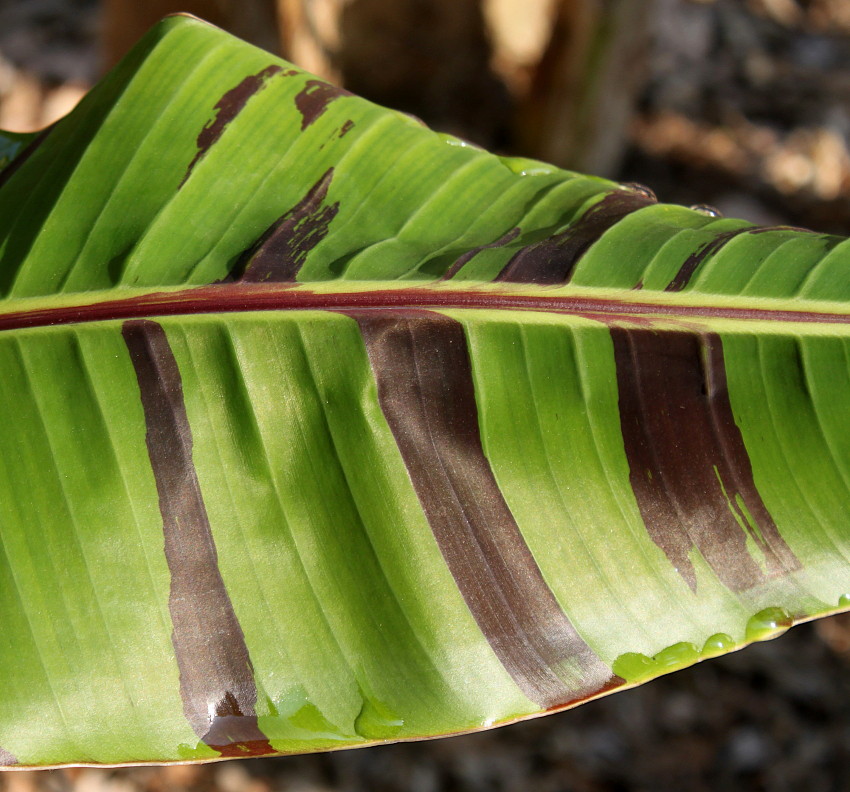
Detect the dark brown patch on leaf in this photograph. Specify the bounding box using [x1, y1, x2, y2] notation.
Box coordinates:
[665, 227, 753, 292]
[354, 310, 618, 709]
[122, 320, 273, 757]
[544, 675, 624, 712]
[495, 191, 655, 284]
[201, 691, 278, 758]
[295, 79, 352, 130]
[611, 327, 800, 591]
[232, 168, 339, 282]
[181, 65, 283, 188]
[441, 227, 521, 280]
[665, 225, 813, 292]
[339, 119, 355, 138]
[0, 746, 17, 766]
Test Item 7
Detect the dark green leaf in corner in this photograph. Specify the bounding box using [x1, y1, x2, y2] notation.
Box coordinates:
[0, 14, 849, 768]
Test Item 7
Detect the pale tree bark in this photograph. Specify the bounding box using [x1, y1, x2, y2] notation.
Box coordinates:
[514, 0, 650, 175]
[276, 0, 343, 83]
[334, 0, 512, 145]
[101, 0, 650, 174]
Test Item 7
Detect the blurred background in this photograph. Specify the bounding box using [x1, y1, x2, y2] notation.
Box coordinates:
[4, 0, 850, 229]
[2, 0, 850, 788]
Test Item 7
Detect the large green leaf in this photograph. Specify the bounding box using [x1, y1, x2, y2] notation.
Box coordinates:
[1, 14, 850, 768]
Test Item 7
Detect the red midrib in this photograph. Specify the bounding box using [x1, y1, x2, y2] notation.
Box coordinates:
[0, 283, 848, 331]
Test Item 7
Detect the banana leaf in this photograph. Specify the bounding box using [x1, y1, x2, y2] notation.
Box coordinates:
[1, 14, 850, 769]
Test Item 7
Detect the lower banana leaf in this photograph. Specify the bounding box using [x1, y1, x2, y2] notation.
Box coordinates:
[1, 14, 850, 768]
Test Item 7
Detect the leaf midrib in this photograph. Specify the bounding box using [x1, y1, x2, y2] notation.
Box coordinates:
[0, 282, 849, 333]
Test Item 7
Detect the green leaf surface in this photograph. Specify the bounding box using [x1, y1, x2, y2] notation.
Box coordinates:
[1, 14, 850, 768]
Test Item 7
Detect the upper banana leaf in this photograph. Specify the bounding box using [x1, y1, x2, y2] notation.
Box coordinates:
[1, 14, 850, 768]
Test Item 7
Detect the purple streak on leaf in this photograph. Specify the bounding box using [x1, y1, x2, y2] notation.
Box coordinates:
[496, 190, 655, 284]
[122, 319, 274, 758]
[611, 327, 800, 591]
[180, 65, 284, 188]
[295, 79, 352, 130]
[231, 167, 339, 282]
[353, 309, 620, 709]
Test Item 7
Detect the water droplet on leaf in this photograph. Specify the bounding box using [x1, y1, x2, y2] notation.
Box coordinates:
[745, 607, 792, 642]
[438, 133, 481, 150]
[499, 156, 555, 176]
[612, 652, 655, 682]
[702, 633, 735, 657]
[653, 642, 699, 670]
[354, 698, 404, 740]
[690, 203, 723, 217]
[620, 182, 657, 201]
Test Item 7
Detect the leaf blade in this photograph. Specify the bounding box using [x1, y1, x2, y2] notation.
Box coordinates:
[2, 14, 850, 767]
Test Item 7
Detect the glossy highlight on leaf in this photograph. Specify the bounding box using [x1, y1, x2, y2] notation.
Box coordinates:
[1, 14, 850, 768]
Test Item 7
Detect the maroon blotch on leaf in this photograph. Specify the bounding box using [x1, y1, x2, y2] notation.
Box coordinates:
[232, 167, 339, 283]
[611, 327, 800, 592]
[353, 309, 620, 709]
[122, 319, 273, 758]
[295, 79, 352, 130]
[181, 64, 284, 187]
[496, 190, 655, 285]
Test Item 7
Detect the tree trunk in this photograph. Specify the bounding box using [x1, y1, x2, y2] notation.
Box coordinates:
[517, 0, 650, 175]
